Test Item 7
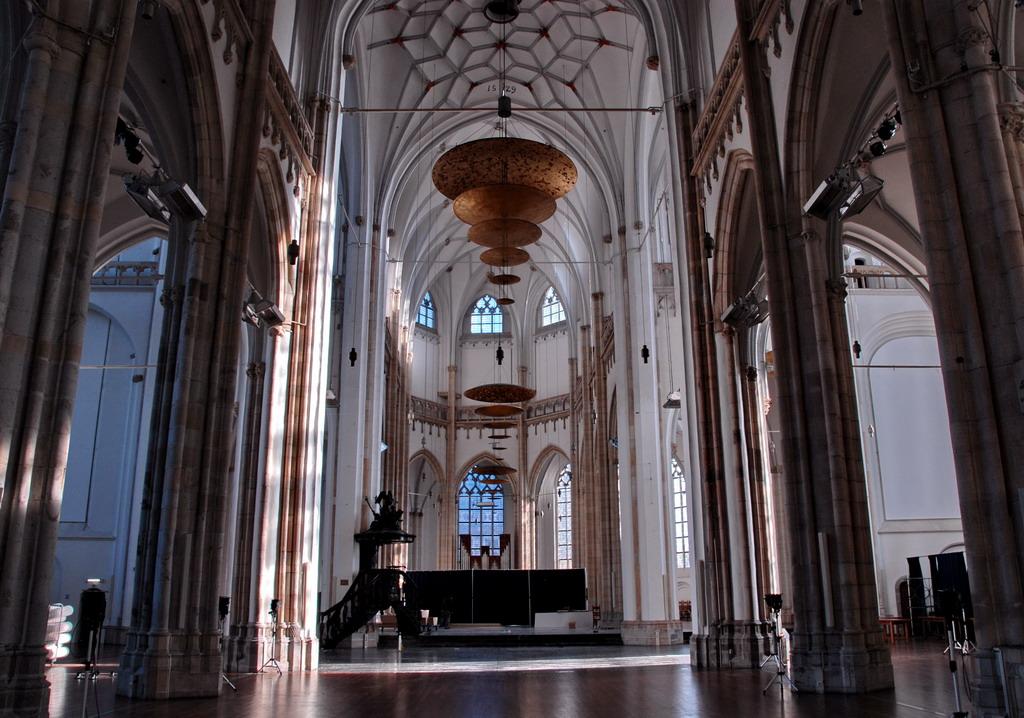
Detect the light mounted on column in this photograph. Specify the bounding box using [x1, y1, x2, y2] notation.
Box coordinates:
[349, 348, 357, 366]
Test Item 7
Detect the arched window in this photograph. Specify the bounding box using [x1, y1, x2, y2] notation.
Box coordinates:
[417, 292, 436, 329]
[470, 294, 503, 334]
[671, 458, 690, 569]
[556, 464, 572, 568]
[458, 468, 505, 556]
[540, 286, 566, 327]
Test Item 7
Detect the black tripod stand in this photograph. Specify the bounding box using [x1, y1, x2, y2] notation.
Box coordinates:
[258, 599, 283, 675]
[761, 593, 797, 696]
[218, 597, 237, 691]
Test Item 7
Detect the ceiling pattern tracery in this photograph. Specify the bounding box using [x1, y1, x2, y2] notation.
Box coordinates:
[363, 0, 639, 110]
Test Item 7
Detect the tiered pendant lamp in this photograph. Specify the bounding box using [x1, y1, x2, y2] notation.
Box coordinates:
[434, 128, 577, 483]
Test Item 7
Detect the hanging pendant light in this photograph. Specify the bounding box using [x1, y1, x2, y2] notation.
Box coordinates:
[465, 383, 536, 403]
[475, 404, 523, 418]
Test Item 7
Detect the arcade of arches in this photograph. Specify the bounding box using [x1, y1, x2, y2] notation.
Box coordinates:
[0, 0, 1023, 715]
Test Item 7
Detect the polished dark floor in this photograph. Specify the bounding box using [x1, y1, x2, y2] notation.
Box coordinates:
[49, 643, 962, 717]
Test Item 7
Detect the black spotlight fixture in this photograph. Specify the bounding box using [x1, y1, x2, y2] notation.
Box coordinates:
[287, 239, 300, 266]
[484, 0, 520, 24]
[876, 117, 898, 141]
[496, 345, 505, 365]
[852, 340, 862, 359]
[115, 118, 145, 164]
[640, 344, 650, 364]
[848, 0, 863, 15]
[349, 347, 358, 367]
[868, 140, 887, 157]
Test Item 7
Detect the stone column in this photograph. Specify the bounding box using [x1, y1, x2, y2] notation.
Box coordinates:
[734, 0, 891, 692]
[439, 364, 457, 569]
[675, 103, 737, 668]
[0, 2, 137, 713]
[118, 0, 279, 699]
[516, 364, 529, 568]
[577, 326, 596, 583]
[590, 295, 623, 623]
[568, 356, 580, 568]
[611, 228, 684, 646]
[883, 1, 1024, 711]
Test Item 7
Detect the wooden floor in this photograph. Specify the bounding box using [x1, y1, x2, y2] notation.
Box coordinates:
[48, 644, 961, 717]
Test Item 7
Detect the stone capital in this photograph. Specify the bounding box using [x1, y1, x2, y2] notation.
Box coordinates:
[999, 103, 1024, 144]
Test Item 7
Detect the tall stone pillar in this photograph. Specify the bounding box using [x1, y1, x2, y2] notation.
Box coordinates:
[589, 294, 623, 623]
[577, 325, 596, 584]
[675, 102, 743, 669]
[884, 2, 1024, 711]
[0, 2, 137, 713]
[733, 0, 891, 692]
[118, 0, 279, 699]
[439, 364, 457, 569]
[516, 364, 529, 568]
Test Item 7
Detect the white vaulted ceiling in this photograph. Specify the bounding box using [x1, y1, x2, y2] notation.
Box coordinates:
[343, 0, 675, 327]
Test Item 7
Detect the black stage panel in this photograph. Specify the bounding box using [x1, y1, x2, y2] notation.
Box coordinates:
[473, 570, 530, 625]
[531, 569, 587, 614]
[406, 568, 586, 625]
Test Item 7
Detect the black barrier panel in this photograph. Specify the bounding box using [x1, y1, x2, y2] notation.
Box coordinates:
[407, 568, 586, 625]
[405, 570, 473, 623]
[530, 569, 587, 616]
[472, 570, 530, 625]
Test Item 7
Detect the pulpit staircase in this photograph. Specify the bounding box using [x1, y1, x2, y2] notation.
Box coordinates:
[319, 568, 422, 648]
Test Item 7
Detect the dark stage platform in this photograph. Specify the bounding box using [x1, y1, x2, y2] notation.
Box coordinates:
[378, 625, 623, 648]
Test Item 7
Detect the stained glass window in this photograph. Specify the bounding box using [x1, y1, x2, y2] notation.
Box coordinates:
[417, 292, 436, 329]
[470, 294, 503, 334]
[540, 286, 566, 326]
[458, 469, 505, 556]
[671, 458, 691, 569]
[556, 464, 572, 568]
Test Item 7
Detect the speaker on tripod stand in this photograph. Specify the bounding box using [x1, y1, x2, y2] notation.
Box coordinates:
[218, 596, 237, 691]
[75, 584, 108, 680]
[760, 593, 797, 695]
[258, 599, 283, 675]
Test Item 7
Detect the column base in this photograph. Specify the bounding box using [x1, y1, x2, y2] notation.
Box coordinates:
[789, 629, 893, 693]
[116, 631, 221, 700]
[0, 646, 50, 716]
[620, 620, 687, 646]
[691, 621, 771, 669]
[968, 646, 1024, 716]
[224, 623, 318, 673]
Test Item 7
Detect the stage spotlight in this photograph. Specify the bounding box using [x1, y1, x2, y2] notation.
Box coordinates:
[287, 239, 300, 266]
[141, 0, 160, 19]
[803, 171, 852, 219]
[124, 175, 171, 223]
[157, 179, 207, 220]
[242, 290, 287, 328]
[721, 292, 768, 328]
[253, 299, 286, 328]
[838, 174, 885, 218]
[115, 118, 145, 164]
[848, 0, 863, 15]
[868, 141, 886, 157]
[876, 117, 898, 141]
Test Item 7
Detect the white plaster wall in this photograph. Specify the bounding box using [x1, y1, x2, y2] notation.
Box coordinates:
[53, 240, 165, 629]
[530, 327, 571, 398]
[847, 288, 963, 616]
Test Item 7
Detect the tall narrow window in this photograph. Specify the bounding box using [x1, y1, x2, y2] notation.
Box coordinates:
[458, 469, 504, 556]
[417, 291, 436, 329]
[556, 464, 572, 568]
[470, 294, 503, 334]
[671, 458, 691, 569]
[540, 286, 566, 326]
